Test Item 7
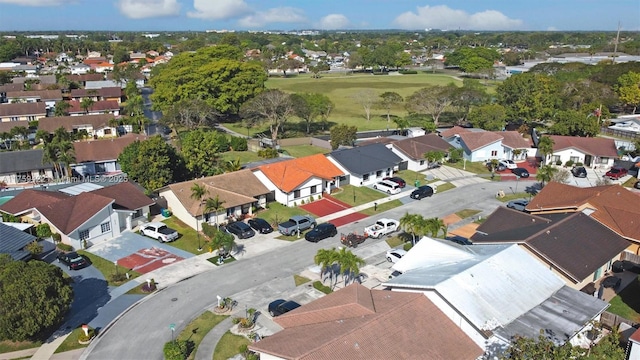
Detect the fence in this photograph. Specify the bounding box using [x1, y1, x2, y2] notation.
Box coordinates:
[622, 252, 640, 265]
[601, 127, 640, 141]
[600, 311, 639, 330]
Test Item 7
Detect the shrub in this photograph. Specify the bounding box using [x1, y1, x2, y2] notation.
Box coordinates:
[229, 136, 248, 151]
[163, 340, 194, 360]
[26, 241, 43, 255]
[309, 195, 314, 202]
[313, 281, 332, 294]
[57, 243, 73, 252]
[110, 273, 128, 284]
[258, 148, 279, 159]
[575, 162, 583, 167]
[52, 232, 62, 243]
[403, 242, 413, 251]
[35, 223, 52, 238]
[555, 160, 562, 166]
[202, 222, 217, 238]
[565, 160, 574, 167]
[372, 72, 389, 75]
[78, 326, 96, 342]
[399, 70, 418, 74]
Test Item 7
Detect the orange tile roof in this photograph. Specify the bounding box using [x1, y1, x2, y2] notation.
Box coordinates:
[257, 154, 344, 193]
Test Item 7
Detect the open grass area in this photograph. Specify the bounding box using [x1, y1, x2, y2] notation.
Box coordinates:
[607, 276, 640, 322]
[434, 182, 456, 193]
[213, 331, 250, 360]
[178, 311, 229, 360]
[360, 199, 403, 216]
[394, 169, 427, 186]
[0, 340, 41, 354]
[161, 216, 203, 254]
[294, 274, 311, 286]
[331, 185, 386, 207]
[218, 150, 262, 165]
[54, 327, 93, 353]
[446, 160, 493, 175]
[280, 144, 329, 158]
[77, 250, 141, 286]
[253, 202, 308, 229]
[385, 236, 405, 248]
[455, 209, 482, 219]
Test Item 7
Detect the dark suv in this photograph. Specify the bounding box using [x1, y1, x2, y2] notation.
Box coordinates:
[410, 185, 435, 200]
[268, 299, 301, 317]
[225, 222, 255, 239]
[571, 166, 587, 178]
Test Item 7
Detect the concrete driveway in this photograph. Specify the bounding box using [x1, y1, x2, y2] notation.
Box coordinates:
[85, 231, 194, 264]
[424, 165, 489, 187]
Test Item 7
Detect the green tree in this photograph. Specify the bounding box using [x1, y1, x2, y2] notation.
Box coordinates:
[314, 248, 338, 288]
[406, 84, 457, 127]
[615, 71, 640, 114]
[548, 109, 600, 137]
[53, 101, 71, 117]
[536, 136, 555, 165]
[378, 92, 403, 127]
[335, 247, 366, 286]
[496, 72, 561, 123]
[203, 195, 226, 229]
[180, 130, 223, 177]
[351, 89, 378, 122]
[80, 97, 95, 114]
[0, 255, 73, 341]
[468, 104, 507, 131]
[536, 165, 559, 187]
[223, 158, 242, 173]
[290, 93, 333, 134]
[240, 89, 294, 147]
[399, 213, 423, 244]
[451, 79, 490, 124]
[329, 124, 357, 150]
[425, 217, 447, 238]
[190, 183, 208, 251]
[163, 98, 219, 130]
[424, 150, 445, 167]
[35, 223, 53, 238]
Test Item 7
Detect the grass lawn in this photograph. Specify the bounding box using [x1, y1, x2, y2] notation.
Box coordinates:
[161, 217, 203, 254]
[331, 185, 386, 207]
[77, 250, 141, 286]
[0, 340, 41, 354]
[455, 209, 482, 219]
[280, 144, 329, 158]
[207, 255, 237, 265]
[213, 331, 250, 360]
[385, 236, 405, 248]
[178, 311, 229, 360]
[294, 275, 311, 286]
[253, 202, 308, 229]
[54, 327, 94, 353]
[607, 275, 640, 322]
[434, 182, 456, 193]
[394, 169, 427, 185]
[497, 192, 531, 202]
[623, 177, 639, 188]
[218, 151, 262, 165]
[360, 199, 403, 216]
[276, 229, 311, 241]
[446, 160, 493, 175]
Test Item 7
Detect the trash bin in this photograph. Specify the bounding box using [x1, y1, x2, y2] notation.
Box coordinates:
[414, 180, 420, 187]
[161, 208, 171, 218]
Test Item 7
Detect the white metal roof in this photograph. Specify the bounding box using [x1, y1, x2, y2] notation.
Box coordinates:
[58, 182, 103, 195]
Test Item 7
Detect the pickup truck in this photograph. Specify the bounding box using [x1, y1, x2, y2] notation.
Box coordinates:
[140, 222, 179, 242]
[363, 218, 399, 239]
[278, 215, 316, 236]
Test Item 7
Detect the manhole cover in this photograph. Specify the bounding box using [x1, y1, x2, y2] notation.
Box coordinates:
[171, 298, 178, 302]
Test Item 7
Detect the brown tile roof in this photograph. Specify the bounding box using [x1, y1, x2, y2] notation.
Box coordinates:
[549, 135, 618, 157]
[250, 284, 482, 360]
[166, 170, 269, 215]
[257, 154, 344, 193]
[66, 74, 104, 83]
[439, 126, 471, 138]
[0, 83, 24, 92]
[39, 114, 116, 133]
[0, 120, 30, 133]
[70, 87, 121, 99]
[38, 192, 114, 234]
[0, 189, 70, 215]
[494, 131, 531, 149]
[73, 134, 147, 162]
[67, 100, 119, 114]
[392, 133, 452, 160]
[357, 137, 396, 146]
[90, 182, 154, 210]
[5, 90, 62, 101]
[458, 131, 503, 151]
[0, 102, 47, 117]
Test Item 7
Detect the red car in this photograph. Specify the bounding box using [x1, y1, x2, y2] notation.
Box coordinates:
[383, 176, 406, 188]
[604, 167, 628, 180]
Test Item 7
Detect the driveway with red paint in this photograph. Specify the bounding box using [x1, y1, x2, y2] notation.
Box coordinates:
[499, 157, 539, 181]
[300, 195, 351, 217]
[117, 247, 184, 274]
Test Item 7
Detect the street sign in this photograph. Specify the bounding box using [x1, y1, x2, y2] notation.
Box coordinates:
[169, 323, 175, 331]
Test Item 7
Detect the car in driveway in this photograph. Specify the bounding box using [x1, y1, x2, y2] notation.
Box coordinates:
[304, 223, 337, 242]
[602, 276, 622, 289]
[382, 176, 406, 188]
[386, 248, 407, 263]
[499, 159, 517, 169]
[268, 299, 301, 317]
[57, 251, 90, 270]
[373, 179, 402, 195]
[247, 218, 273, 234]
[225, 222, 255, 239]
[140, 222, 179, 242]
[635, 181, 640, 190]
[571, 166, 587, 178]
[506, 199, 529, 212]
[605, 167, 628, 180]
[511, 168, 530, 178]
[486, 161, 506, 172]
[410, 185, 436, 200]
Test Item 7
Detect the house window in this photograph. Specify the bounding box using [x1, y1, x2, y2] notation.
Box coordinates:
[226, 207, 235, 216]
[553, 155, 561, 163]
[419, 160, 425, 165]
[10, 117, 18, 121]
[100, 222, 111, 233]
[294, 190, 301, 198]
[599, 157, 609, 164]
[79, 229, 89, 240]
[363, 174, 370, 181]
[491, 150, 498, 157]
[386, 168, 391, 176]
[376, 170, 383, 177]
[133, 209, 143, 218]
[570, 156, 580, 163]
[310, 185, 317, 194]
[27, 116, 36, 121]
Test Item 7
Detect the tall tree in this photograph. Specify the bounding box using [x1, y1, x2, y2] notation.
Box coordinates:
[468, 104, 507, 131]
[190, 183, 208, 251]
[80, 97, 95, 114]
[329, 124, 357, 150]
[240, 89, 294, 147]
[351, 89, 377, 121]
[536, 136, 555, 165]
[536, 165, 559, 187]
[336, 247, 366, 286]
[496, 72, 561, 123]
[378, 92, 403, 127]
[203, 195, 226, 229]
[291, 93, 334, 134]
[406, 84, 457, 127]
[53, 101, 71, 117]
[314, 248, 338, 288]
[615, 71, 640, 114]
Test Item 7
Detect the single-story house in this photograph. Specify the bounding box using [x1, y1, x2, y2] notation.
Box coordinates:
[388, 133, 452, 171]
[249, 283, 483, 360]
[457, 131, 504, 162]
[159, 170, 271, 230]
[497, 131, 532, 160]
[385, 237, 609, 356]
[90, 182, 154, 231]
[39, 114, 118, 138]
[0, 102, 47, 122]
[66, 100, 120, 117]
[0, 222, 37, 261]
[608, 115, 640, 135]
[0, 149, 55, 185]
[326, 143, 403, 187]
[471, 206, 630, 290]
[5, 89, 63, 110]
[537, 134, 618, 168]
[69, 64, 91, 75]
[71, 133, 147, 176]
[253, 154, 345, 207]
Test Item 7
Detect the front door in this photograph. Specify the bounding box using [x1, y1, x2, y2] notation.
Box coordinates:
[593, 267, 602, 281]
[584, 155, 592, 167]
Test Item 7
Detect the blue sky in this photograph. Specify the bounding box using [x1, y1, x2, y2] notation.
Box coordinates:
[0, 0, 638, 32]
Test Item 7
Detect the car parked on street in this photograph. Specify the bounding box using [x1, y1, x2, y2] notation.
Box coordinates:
[382, 176, 406, 188]
[507, 199, 529, 212]
[511, 168, 530, 178]
[225, 221, 255, 239]
[268, 299, 301, 317]
[386, 248, 407, 263]
[247, 218, 273, 234]
[571, 166, 587, 178]
[57, 251, 90, 270]
[499, 159, 517, 169]
[304, 223, 337, 242]
[635, 181, 640, 190]
[410, 185, 436, 200]
[605, 167, 628, 180]
[373, 179, 402, 195]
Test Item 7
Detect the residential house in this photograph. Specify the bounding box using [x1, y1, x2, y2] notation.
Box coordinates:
[249, 283, 483, 360]
[535, 133, 618, 168]
[253, 154, 345, 207]
[105, 72, 146, 88]
[386, 238, 609, 355]
[69, 64, 91, 75]
[71, 133, 147, 176]
[471, 206, 630, 290]
[496, 131, 532, 160]
[0, 222, 37, 261]
[0, 149, 55, 185]
[608, 115, 640, 136]
[0, 120, 30, 141]
[159, 170, 271, 230]
[0, 102, 47, 122]
[91, 62, 114, 73]
[66, 100, 120, 116]
[39, 114, 117, 138]
[626, 327, 640, 360]
[5, 90, 63, 111]
[388, 133, 452, 171]
[90, 182, 154, 231]
[70, 87, 122, 104]
[327, 143, 403, 187]
[66, 73, 104, 86]
[85, 80, 122, 90]
[0, 83, 24, 95]
[12, 75, 56, 86]
[457, 131, 504, 162]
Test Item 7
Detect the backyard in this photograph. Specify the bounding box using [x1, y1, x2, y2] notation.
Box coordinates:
[607, 275, 640, 322]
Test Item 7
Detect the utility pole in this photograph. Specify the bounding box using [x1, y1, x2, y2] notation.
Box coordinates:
[612, 21, 621, 64]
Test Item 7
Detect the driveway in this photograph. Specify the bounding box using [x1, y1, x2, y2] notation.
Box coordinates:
[424, 165, 489, 187]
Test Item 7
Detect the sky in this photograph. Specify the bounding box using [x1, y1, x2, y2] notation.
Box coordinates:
[0, 0, 638, 32]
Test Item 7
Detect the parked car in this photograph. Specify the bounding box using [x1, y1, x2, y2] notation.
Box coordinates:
[304, 223, 337, 242]
[268, 299, 301, 317]
[140, 222, 179, 242]
[486, 161, 506, 172]
[278, 215, 316, 236]
[571, 166, 587, 178]
[410, 185, 436, 200]
[225, 222, 255, 239]
[57, 251, 90, 270]
[635, 181, 640, 190]
[446, 235, 472, 245]
[364, 218, 399, 239]
[383, 176, 406, 188]
[373, 179, 402, 195]
[602, 276, 622, 289]
[507, 199, 529, 212]
[605, 167, 628, 180]
[386, 248, 407, 263]
[499, 159, 517, 169]
[247, 218, 273, 234]
[511, 168, 530, 178]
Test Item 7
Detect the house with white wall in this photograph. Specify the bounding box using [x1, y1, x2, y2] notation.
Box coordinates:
[388, 133, 451, 171]
[326, 143, 402, 187]
[71, 134, 146, 176]
[39, 114, 118, 138]
[0, 149, 55, 185]
[541, 135, 618, 168]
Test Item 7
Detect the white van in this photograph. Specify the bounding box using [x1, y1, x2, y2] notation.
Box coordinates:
[373, 179, 402, 195]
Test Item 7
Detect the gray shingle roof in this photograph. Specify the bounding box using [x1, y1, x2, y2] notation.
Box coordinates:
[329, 143, 402, 175]
[0, 222, 36, 260]
[0, 149, 54, 174]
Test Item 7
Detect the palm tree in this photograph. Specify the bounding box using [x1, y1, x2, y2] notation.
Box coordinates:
[56, 141, 75, 178]
[536, 165, 559, 187]
[537, 136, 555, 165]
[190, 183, 208, 251]
[42, 142, 61, 179]
[400, 212, 422, 244]
[426, 217, 447, 238]
[314, 248, 338, 287]
[80, 97, 95, 114]
[203, 195, 226, 228]
[209, 230, 235, 259]
[336, 247, 365, 287]
[54, 101, 71, 117]
[224, 158, 242, 173]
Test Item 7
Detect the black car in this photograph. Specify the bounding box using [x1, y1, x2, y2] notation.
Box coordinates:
[304, 223, 337, 242]
[602, 276, 622, 289]
[511, 168, 530, 178]
[571, 166, 587, 178]
[247, 218, 273, 234]
[57, 251, 90, 270]
[268, 299, 301, 317]
[383, 176, 406, 188]
[225, 222, 255, 239]
[410, 185, 435, 200]
[635, 181, 640, 190]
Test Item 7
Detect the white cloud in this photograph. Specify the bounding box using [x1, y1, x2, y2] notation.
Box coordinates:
[393, 5, 523, 31]
[187, 0, 252, 20]
[318, 14, 350, 30]
[238, 7, 307, 28]
[117, 0, 180, 19]
[0, 0, 74, 6]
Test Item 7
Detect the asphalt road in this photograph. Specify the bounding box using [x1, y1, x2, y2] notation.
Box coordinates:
[81, 180, 522, 360]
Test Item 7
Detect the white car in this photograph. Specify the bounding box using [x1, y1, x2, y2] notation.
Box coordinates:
[499, 159, 517, 169]
[373, 179, 402, 195]
[386, 248, 407, 263]
[140, 222, 179, 242]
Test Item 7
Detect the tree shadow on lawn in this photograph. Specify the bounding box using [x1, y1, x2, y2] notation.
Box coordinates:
[58, 277, 110, 335]
[613, 276, 640, 321]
